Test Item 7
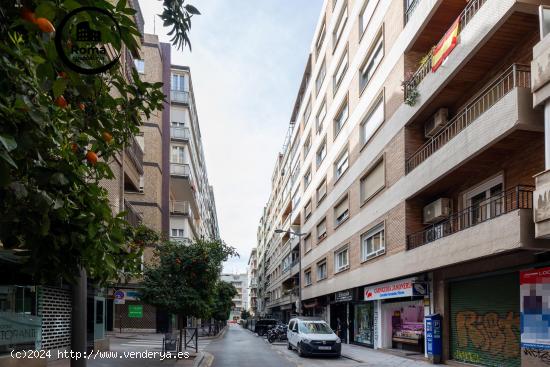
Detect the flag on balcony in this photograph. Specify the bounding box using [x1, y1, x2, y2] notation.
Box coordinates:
[431, 17, 460, 72]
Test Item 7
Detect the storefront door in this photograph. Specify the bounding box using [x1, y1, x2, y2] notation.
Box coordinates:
[330, 303, 348, 343]
[450, 272, 520, 367]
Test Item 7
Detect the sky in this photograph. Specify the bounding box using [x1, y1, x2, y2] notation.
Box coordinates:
[138, 0, 323, 273]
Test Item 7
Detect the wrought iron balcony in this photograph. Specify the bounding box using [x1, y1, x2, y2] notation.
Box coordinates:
[124, 200, 143, 227]
[125, 136, 144, 175]
[407, 185, 534, 250]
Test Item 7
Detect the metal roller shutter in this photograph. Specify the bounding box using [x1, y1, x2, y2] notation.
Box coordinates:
[450, 272, 520, 367]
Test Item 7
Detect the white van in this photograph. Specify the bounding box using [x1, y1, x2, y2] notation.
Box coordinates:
[287, 317, 341, 357]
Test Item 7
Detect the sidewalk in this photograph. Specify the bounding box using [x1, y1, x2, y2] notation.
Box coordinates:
[341, 344, 432, 366]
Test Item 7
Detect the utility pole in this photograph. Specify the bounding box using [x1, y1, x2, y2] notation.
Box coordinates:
[71, 267, 87, 367]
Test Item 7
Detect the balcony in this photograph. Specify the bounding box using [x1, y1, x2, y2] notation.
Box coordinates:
[170, 201, 192, 216]
[170, 236, 191, 244]
[406, 64, 531, 173]
[124, 136, 144, 191]
[124, 200, 142, 227]
[170, 162, 191, 177]
[407, 186, 533, 250]
[171, 90, 189, 104]
[170, 127, 191, 141]
[403, 0, 487, 101]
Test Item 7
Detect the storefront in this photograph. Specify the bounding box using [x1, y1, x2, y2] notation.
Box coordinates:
[364, 276, 429, 353]
[449, 272, 520, 367]
[329, 289, 353, 343]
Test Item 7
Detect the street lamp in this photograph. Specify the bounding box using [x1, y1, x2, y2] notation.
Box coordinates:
[274, 229, 306, 315]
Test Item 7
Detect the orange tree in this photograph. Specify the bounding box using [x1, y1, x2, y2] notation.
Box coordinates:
[0, 0, 199, 284]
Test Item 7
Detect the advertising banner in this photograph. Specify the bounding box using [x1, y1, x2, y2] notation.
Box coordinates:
[0, 312, 42, 347]
[364, 277, 416, 301]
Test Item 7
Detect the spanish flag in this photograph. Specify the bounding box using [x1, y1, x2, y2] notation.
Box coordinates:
[432, 17, 460, 72]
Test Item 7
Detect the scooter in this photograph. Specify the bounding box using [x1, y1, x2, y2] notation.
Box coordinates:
[267, 324, 288, 343]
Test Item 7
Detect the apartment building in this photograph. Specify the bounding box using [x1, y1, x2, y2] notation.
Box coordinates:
[255, 0, 550, 366]
[169, 66, 220, 243]
[220, 273, 248, 321]
[247, 248, 259, 316]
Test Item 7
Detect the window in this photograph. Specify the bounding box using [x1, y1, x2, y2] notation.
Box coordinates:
[334, 150, 349, 180]
[333, 49, 348, 92]
[171, 74, 186, 91]
[134, 59, 144, 74]
[316, 59, 326, 95]
[303, 132, 312, 157]
[171, 146, 185, 163]
[360, 159, 385, 202]
[304, 200, 312, 220]
[171, 228, 185, 238]
[316, 178, 327, 203]
[335, 246, 349, 272]
[304, 97, 312, 123]
[360, 31, 384, 92]
[316, 98, 327, 133]
[304, 234, 312, 253]
[317, 218, 327, 240]
[333, 5, 348, 50]
[305, 269, 312, 286]
[317, 260, 327, 281]
[334, 196, 349, 226]
[315, 22, 326, 57]
[304, 166, 312, 188]
[334, 98, 349, 136]
[361, 93, 384, 145]
[359, 0, 377, 36]
[316, 138, 327, 167]
[361, 223, 385, 261]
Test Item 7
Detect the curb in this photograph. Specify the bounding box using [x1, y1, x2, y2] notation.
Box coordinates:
[192, 351, 214, 367]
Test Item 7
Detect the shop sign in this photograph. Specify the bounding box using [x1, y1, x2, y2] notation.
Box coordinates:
[520, 266, 550, 365]
[412, 282, 428, 296]
[0, 312, 42, 347]
[335, 290, 353, 302]
[364, 277, 416, 301]
[128, 305, 143, 318]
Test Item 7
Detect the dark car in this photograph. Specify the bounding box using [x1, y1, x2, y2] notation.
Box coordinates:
[254, 319, 278, 336]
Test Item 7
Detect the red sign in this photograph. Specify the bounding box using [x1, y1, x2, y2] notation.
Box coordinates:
[520, 266, 550, 284]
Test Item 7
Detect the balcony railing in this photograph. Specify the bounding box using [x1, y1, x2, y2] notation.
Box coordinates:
[125, 136, 144, 174]
[407, 185, 534, 250]
[124, 200, 142, 227]
[406, 64, 531, 173]
[170, 127, 191, 141]
[170, 236, 192, 244]
[170, 201, 192, 216]
[171, 90, 190, 104]
[170, 162, 191, 177]
[404, 0, 420, 25]
[403, 0, 487, 101]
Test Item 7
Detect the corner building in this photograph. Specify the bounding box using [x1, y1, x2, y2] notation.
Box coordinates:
[255, 0, 550, 366]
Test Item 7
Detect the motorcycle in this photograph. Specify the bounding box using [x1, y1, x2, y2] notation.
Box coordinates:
[267, 324, 288, 343]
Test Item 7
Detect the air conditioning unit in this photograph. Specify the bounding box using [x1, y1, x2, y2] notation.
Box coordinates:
[424, 108, 448, 138]
[423, 198, 451, 224]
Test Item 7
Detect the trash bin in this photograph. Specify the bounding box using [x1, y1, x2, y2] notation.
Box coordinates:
[425, 314, 442, 364]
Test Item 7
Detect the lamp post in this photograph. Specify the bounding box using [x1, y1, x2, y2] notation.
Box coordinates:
[274, 229, 306, 315]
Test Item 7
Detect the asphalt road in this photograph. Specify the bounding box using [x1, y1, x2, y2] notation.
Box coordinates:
[205, 324, 294, 367]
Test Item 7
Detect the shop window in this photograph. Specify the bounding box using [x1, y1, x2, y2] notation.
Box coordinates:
[354, 302, 374, 345]
[334, 246, 349, 272]
[317, 260, 327, 281]
[361, 222, 385, 261]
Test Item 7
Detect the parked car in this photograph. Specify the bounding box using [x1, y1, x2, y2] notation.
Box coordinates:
[254, 319, 278, 336]
[287, 317, 341, 357]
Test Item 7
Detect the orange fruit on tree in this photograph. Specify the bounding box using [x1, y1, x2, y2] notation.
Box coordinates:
[21, 8, 36, 23]
[102, 131, 113, 143]
[35, 18, 55, 33]
[86, 151, 98, 165]
[79, 102, 85, 111]
[54, 96, 68, 108]
[58, 71, 68, 79]
[70, 143, 78, 153]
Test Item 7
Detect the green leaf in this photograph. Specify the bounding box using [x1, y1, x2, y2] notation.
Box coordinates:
[0, 151, 17, 168]
[52, 79, 68, 98]
[50, 172, 69, 186]
[0, 134, 17, 152]
[35, 2, 56, 21]
[184, 4, 201, 15]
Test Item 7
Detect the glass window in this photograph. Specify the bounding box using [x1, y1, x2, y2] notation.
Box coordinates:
[317, 218, 327, 240]
[304, 98, 312, 123]
[334, 150, 349, 180]
[316, 98, 327, 133]
[171, 74, 186, 91]
[304, 234, 312, 253]
[316, 22, 326, 57]
[134, 59, 145, 74]
[334, 99, 349, 136]
[333, 5, 348, 49]
[317, 261, 327, 280]
[354, 302, 374, 345]
[333, 50, 348, 92]
[360, 159, 385, 202]
[359, 0, 376, 36]
[334, 197, 349, 226]
[360, 32, 384, 91]
[317, 178, 327, 203]
[335, 246, 349, 271]
[304, 200, 312, 220]
[171, 146, 185, 163]
[361, 93, 384, 145]
[303, 167, 312, 187]
[316, 59, 326, 95]
[305, 270, 312, 285]
[301, 321, 333, 334]
[316, 138, 327, 167]
[361, 223, 385, 261]
[171, 228, 184, 238]
[303, 132, 312, 157]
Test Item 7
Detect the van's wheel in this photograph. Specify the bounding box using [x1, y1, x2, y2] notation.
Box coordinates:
[287, 342, 292, 350]
[298, 343, 305, 357]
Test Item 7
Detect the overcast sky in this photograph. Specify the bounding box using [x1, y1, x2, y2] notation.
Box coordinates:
[138, 0, 322, 273]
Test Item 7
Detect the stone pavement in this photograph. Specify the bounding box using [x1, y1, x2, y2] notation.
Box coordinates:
[341, 343, 432, 366]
